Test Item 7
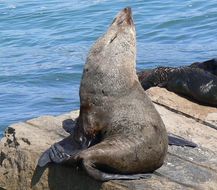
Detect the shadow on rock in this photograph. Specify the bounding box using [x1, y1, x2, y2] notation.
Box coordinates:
[31, 165, 47, 187]
[48, 165, 101, 190]
[31, 164, 101, 190]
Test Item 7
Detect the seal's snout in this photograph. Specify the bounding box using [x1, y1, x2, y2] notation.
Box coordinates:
[123, 7, 132, 15]
[113, 7, 134, 26]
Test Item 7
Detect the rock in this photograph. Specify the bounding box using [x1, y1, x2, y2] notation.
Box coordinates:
[155, 104, 217, 152]
[1, 88, 217, 190]
[146, 87, 217, 129]
[102, 176, 194, 190]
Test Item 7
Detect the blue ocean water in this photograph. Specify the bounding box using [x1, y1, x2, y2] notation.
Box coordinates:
[1, 0, 217, 137]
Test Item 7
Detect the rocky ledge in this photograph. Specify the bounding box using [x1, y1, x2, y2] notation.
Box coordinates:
[1, 87, 217, 190]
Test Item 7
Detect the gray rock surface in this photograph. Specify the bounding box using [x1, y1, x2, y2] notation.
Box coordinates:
[146, 87, 217, 129]
[1, 88, 217, 190]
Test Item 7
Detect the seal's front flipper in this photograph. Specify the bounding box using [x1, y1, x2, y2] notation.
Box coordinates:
[62, 119, 77, 135]
[37, 142, 72, 167]
[168, 133, 197, 148]
[38, 143, 72, 167]
[37, 136, 82, 167]
[83, 160, 152, 181]
[38, 149, 51, 167]
[49, 143, 71, 164]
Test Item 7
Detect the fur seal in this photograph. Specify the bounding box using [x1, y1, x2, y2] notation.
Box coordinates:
[138, 60, 217, 106]
[38, 7, 197, 181]
[38, 7, 168, 181]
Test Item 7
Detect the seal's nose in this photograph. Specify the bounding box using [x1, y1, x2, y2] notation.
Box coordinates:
[112, 7, 134, 26]
[123, 7, 132, 15]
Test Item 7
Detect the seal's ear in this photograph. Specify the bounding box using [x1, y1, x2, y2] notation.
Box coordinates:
[168, 133, 197, 148]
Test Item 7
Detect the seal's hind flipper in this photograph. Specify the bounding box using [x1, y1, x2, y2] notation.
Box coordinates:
[83, 160, 152, 181]
[168, 133, 197, 148]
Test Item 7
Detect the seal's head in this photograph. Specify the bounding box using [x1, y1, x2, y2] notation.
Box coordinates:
[85, 7, 136, 70]
[107, 7, 136, 58]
